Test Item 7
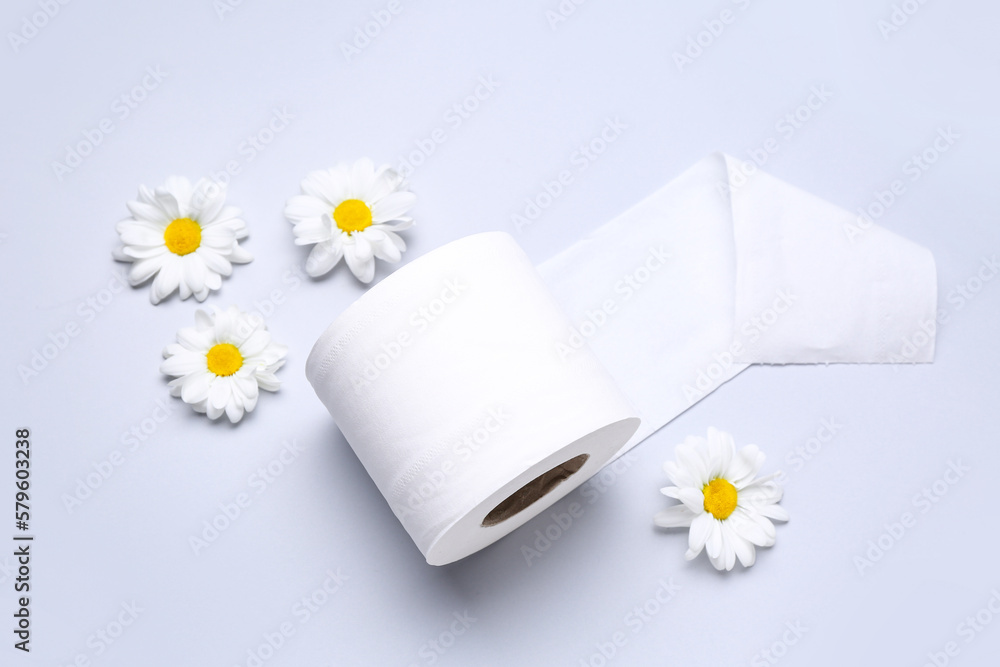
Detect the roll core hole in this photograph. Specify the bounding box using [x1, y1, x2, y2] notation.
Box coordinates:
[480, 453, 590, 527]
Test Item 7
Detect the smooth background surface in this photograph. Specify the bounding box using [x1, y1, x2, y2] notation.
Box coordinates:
[2, 1, 998, 665]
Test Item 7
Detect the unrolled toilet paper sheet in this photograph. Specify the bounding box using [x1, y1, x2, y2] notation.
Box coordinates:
[538, 153, 937, 452]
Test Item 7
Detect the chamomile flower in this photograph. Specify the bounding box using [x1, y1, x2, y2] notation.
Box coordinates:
[654, 428, 788, 571]
[284, 158, 415, 283]
[113, 176, 252, 304]
[160, 306, 287, 423]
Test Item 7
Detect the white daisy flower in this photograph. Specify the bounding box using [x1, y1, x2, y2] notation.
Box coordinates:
[113, 176, 252, 304]
[284, 158, 415, 283]
[654, 428, 789, 571]
[160, 306, 287, 423]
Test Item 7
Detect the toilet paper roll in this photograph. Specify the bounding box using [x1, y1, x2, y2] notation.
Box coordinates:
[306, 232, 640, 565]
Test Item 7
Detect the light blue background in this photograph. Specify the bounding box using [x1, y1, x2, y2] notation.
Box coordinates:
[2, 1, 998, 665]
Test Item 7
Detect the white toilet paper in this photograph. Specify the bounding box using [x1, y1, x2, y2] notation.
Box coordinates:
[306, 153, 938, 564]
[306, 233, 640, 565]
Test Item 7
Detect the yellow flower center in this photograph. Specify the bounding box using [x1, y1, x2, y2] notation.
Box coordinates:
[333, 199, 372, 234]
[703, 478, 738, 520]
[206, 343, 243, 377]
[163, 218, 202, 255]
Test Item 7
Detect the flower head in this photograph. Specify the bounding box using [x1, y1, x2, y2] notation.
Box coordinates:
[654, 428, 788, 571]
[160, 306, 287, 423]
[113, 176, 252, 304]
[284, 158, 415, 283]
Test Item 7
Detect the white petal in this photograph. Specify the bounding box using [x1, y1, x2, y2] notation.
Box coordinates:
[378, 217, 415, 232]
[209, 378, 231, 411]
[366, 229, 402, 262]
[150, 260, 181, 303]
[731, 530, 756, 567]
[757, 503, 790, 522]
[195, 247, 233, 276]
[240, 331, 271, 357]
[183, 254, 208, 294]
[676, 487, 704, 514]
[349, 158, 376, 198]
[285, 194, 332, 222]
[676, 442, 709, 486]
[128, 254, 167, 285]
[738, 475, 784, 504]
[201, 225, 236, 249]
[370, 191, 416, 222]
[206, 401, 224, 420]
[302, 169, 346, 206]
[228, 244, 252, 264]
[225, 398, 245, 423]
[344, 246, 376, 283]
[727, 445, 764, 487]
[180, 371, 212, 404]
[706, 428, 734, 479]
[122, 244, 168, 260]
[161, 176, 193, 215]
[687, 512, 713, 557]
[381, 229, 407, 252]
[719, 526, 737, 571]
[306, 240, 344, 277]
[293, 215, 335, 245]
[126, 200, 170, 225]
[194, 309, 214, 330]
[664, 460, 697, 489]
[192, 179, 226, 223]
[255, 372, 281, 392]
[352, 234, 374, 262]
[706, 519, 723, 559]
[654, 505, 696, 529]
[160, 352, 205, 377]
[366, 165, 401, 202]
[118, 220, 166, 247]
